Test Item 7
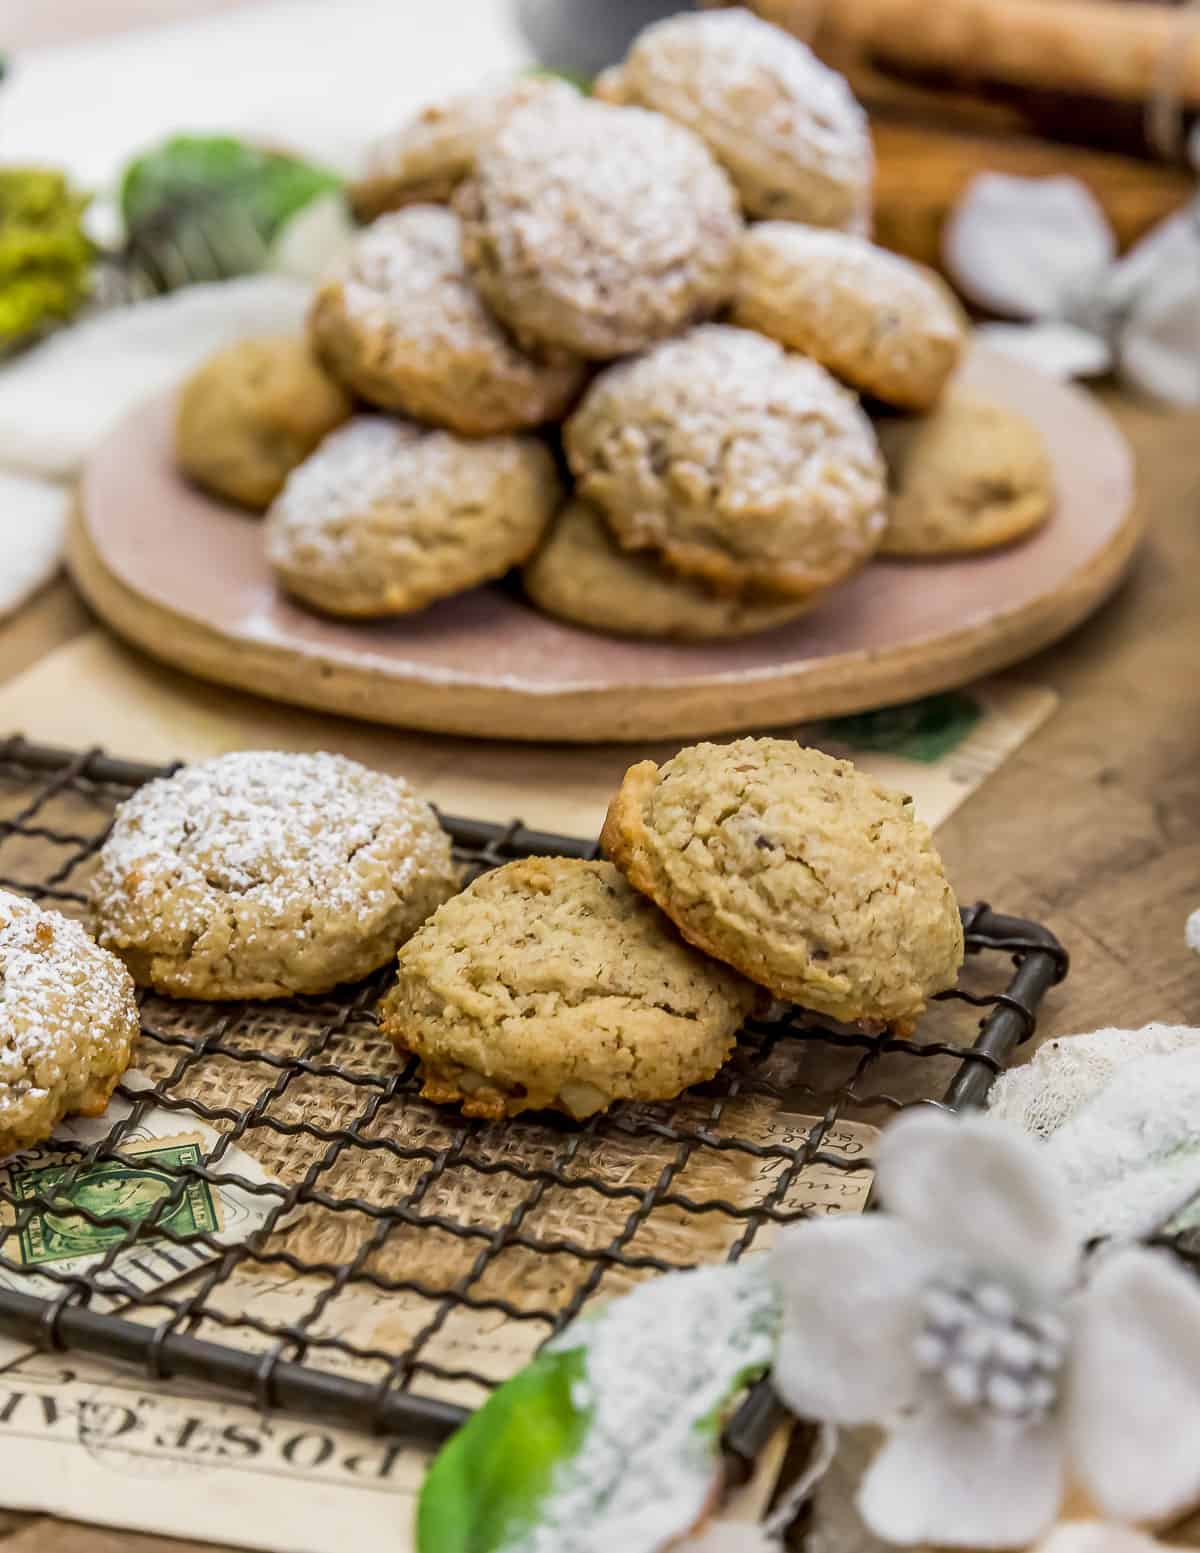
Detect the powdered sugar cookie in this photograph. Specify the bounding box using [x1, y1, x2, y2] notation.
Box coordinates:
[266, 416, 561, 617]
[733, 224, 966, 411]
[564, 324, 886, 599]
[90, 751, 459, 1000]
[455, 93, 742, 358]
[618, 9, 872, 227]
[0, 890, 138, 1154]
[309, 207, 584, 435]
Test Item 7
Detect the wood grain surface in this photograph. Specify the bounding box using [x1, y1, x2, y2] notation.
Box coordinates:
[70, 348, 1139, 743]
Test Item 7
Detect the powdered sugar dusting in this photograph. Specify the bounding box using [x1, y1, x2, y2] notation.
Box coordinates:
[90, 750, 459, 998]
[459, 95, 742, 357]
[567, 323, 886, 589]
[506, 1263, 777, 1553]
[0, 890, 137, 1152]
[624, 9, 871, 225]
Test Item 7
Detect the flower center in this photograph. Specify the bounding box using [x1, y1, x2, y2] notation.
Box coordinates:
[914, 1275, 1067, 1422]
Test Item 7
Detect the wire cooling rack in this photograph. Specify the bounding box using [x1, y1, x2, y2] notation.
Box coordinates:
[0, 738, 1068, 1459]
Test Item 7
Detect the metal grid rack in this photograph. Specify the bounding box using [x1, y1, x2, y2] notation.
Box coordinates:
[0, 738, 1068, 1457]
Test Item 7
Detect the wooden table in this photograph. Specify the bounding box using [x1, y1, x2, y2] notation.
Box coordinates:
[0, 388, 1196, 1551]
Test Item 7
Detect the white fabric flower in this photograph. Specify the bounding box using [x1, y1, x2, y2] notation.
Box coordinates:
[770, 1110, 1200, 1547]
[1034, 1524, 1166, 1553]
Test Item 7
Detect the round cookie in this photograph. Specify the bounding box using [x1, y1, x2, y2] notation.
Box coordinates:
[601, 739, 964, 1031]
[174, 336, 352, 511]
[617, 9, 872, 227]
[523, 499, 814, 641]
[564, 324, 886, 599]
[309, 206, 584, 436]
[90, 751, 459, 1001]
[455, 94, 742, 359]
[0, 891, 138, 1153]
[877, 391, 1055, 556]
[379, 857, 757, 1120]
[266, 415, 560, 617]
[350, 76, 579, 221]
[732, 224, 966, 411]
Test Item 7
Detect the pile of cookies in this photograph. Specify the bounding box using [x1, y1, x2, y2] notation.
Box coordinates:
[9, 737, 963, 1139]
[173, 8, 1055, 645]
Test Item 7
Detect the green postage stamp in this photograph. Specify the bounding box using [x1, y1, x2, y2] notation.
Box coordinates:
[7, 1136, 222, 1267]
[0, 1074, 290, 1310]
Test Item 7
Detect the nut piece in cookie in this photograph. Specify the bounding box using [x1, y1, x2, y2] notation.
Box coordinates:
[90, 750, 459, 1001]
[266, 415, 561, 618]
[175, 336, 352, 511]
[309, 206, 584, 436]
[619, 9, 872, 228]
[455, 93, 742, 359]
[0, 890, 138, 1154]
[349, 76, 580, 222]
[523, 498, 814, 641]
[877, 390, 1055, 556]
[564, 324, 886, 599]
[733, 224, 966, 412]
[601, 739, 964, 1031]
[380, 857, 757, 1120]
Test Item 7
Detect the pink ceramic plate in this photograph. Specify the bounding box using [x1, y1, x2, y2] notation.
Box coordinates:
[72, 344, 1138, 743]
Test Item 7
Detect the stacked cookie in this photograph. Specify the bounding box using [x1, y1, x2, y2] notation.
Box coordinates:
[173, 9, 1053, 642]
[381, 737, 964, 1120]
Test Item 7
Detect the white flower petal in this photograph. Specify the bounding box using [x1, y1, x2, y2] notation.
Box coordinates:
[770, 1217, 941, 1425]
[1034, 1524, 1164, 1553]
[858, 1406, 1063, 1547]
[1069, 1246, 1200, 1521]
[876, 1110, 1077, 1293]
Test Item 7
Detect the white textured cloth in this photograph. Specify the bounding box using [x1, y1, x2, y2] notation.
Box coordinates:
[0, 473, 71, 618]
[990, 1025, 1200, 1240]
[0, 277, 311, 480]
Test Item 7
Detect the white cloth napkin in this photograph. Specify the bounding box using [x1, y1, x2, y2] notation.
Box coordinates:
[0, 472, 71, 619]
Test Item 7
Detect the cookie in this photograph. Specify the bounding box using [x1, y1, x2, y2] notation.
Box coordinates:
[523, 498, 813, 641]
[349, 76, 579, 221]
[174, 336, 352, 511]
[877, 391, 1055, 556]
[564, 325, 886, 599]
[0, 890, 138, 1155]
[266, 416, 560, 617]
[90, 751, 459, 1001]
[732, 224, 966, 411]
[601, 739, 964, 1030]
[379, 857, 756, 1120]
[309, 207, 584, 436]
[616, 10, 872, 227]
[455, 93, 741, 359]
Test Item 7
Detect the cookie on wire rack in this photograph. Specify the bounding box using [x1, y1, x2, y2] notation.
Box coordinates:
[89, 750, 459, 1001]
[0, 890, 138, 1153]
[602, 738, 964, 1031]
[380, 857, 758, 1120]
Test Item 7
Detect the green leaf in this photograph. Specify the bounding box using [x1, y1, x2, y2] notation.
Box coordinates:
[117, 134, 342, 291]
[0, 166, 92, 350]
[417, 1262, 779, 1553]
[418, 1346, 589, 1553]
